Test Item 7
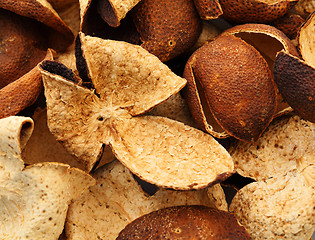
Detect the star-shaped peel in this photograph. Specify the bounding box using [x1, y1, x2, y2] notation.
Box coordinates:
[0, 116, 95, 240]
[39, 33, 234, 190]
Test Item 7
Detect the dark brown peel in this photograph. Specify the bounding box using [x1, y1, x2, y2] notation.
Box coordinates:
[131, 0, 202, 62]
[274, 51, 315, 122]
[0, 50, 53, 120]
[0, 0, 74, 51]
[272, 13, 305, 39]
[116, 205, 251, 240]
[0, 8, 48, 89]
[183, 35, 276, 142]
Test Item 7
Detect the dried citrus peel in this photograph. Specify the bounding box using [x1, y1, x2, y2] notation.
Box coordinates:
[40, 34, 234, 189]
[0, 116, 95, 240]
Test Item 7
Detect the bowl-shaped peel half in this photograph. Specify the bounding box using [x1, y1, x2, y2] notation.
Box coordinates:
[183, 34, 276, 142]
[0, 116, 95, 240]
[39, 33, 234, 190]
[222, 23, 300, 117]
[274, 13, 315, 122]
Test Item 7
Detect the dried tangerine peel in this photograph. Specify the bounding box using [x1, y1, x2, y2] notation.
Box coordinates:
[0, 49, 53, 120]
[0, 8, 48, 88]
[131, 0, 202, 62]
[0, 0, 74, 51]
[40, 35, 234, 189]
[0, 116, 95, 240]
[219, 0, 297, 23]
[80, 34, 186, 116]
[183, 34, 276, 142]
[66, 160, 225, 240]
[109, 115, 233, 189]
[96, 0, 141, 27]
[192, 0, 223, 20]
[222, 23, 299, 117]
[229, 167, 315, 240]
[272, 13, 305, 39]
[230, 115, 315, 181]
[274, 51, 315, 122]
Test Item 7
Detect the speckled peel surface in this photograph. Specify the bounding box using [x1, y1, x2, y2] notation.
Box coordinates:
[1, 1, 315, 239]
[0, 116, 95, 240]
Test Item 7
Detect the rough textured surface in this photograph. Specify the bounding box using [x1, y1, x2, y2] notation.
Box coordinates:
[0, 0, 74, 51]
[110, 115, 233, 189]
[272, 13, 305, 39]
[222, 23, 299, 117]
[0, 116, 95, 240]
[230, 115, 315, 181]
[80, 34, 187, 116]
[192, 0, 222, 20]
[183, 35, 276, 142]
[96, 0, 141, 27]
[230, 168, 315, 240]
[66, 161, 226, 240]
[40, 35, 233, 189]
[117, 205, 251, 239]
[131, 0, 202, 62]
[274, 51, 315, 123]
[40, 70, 105, 172]
[219, 0, 297, 23]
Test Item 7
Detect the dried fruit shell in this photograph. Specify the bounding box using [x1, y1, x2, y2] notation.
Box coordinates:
[131, 0, 202, 62]
[219, 0, 298, 23]
[294, 0, 315, 18]
[40, 35, 234, 189]
[272, 13, 305, 39]
[183, 35, 276, 142]
[274, 51, 315, 122]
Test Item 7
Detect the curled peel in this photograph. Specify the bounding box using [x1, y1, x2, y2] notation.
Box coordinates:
[0, 116, 95, 240]
[40, 34, 234, 189]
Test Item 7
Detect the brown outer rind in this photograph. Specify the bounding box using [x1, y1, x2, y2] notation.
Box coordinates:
[131, 0, 202, 62]
[184, 35, 276, 142]
[272, 13, 305, 39]
[219, 0, 298, 23]
[0, 0, 74, 51]
[0, 49, 53, 119]
[192, 0, 223, 20]
[274, 51, 315, 122]
[116, 205, 251, 239]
